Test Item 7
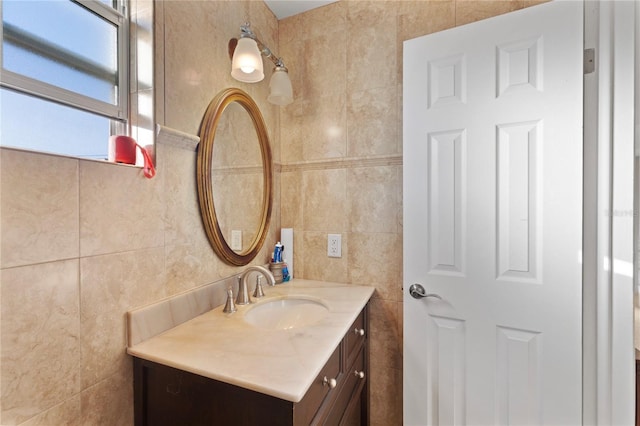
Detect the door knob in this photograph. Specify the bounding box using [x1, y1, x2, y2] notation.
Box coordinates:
[409, 283, 442, 300]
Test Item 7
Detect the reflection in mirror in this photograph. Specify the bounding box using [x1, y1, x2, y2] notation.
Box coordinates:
[197, 88, 272, 266]
[211, 101, 264, 253]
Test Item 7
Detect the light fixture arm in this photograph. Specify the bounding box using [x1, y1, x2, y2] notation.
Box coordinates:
[239, 23, 287, 69]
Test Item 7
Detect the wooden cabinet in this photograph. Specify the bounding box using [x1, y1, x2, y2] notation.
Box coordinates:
[133, 305, 369, 425]
[636, 357, 639, 426]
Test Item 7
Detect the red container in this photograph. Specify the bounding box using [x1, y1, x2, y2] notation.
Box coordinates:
[109, 135, 137, 165]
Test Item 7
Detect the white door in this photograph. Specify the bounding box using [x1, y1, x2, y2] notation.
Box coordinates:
[403, 2, 584, 425]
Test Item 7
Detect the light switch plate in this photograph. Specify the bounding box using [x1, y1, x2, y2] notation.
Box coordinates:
[231, 230, 242, 251]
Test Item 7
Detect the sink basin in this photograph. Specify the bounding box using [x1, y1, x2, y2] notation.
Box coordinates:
[244, 297, 329, 330]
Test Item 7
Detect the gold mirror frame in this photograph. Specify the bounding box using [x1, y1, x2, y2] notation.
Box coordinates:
[197, 88, 273, 266]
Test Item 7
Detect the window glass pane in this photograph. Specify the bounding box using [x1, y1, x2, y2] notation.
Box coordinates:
[1, 88, 110, 160]
[97, 0, 117, 9]
[2, 0, 118, 104]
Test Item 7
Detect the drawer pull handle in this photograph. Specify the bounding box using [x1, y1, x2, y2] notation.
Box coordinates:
[354, 370, 365, 379]
[354, 328, 365, 336]
[322, 376, 337, 389]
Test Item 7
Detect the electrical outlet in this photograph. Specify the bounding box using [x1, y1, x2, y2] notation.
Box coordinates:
[231, 230, 242, 251]
[328, 234, 342, 258]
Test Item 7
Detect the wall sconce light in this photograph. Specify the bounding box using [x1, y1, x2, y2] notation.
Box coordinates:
[229, 23, 293, 106]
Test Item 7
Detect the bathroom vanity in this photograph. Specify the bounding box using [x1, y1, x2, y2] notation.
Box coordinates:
[127, 280, 374, 425]
[636, 350, 639, 426]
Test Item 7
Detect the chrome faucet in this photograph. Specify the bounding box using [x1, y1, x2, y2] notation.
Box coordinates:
[235, 265, 276, 305]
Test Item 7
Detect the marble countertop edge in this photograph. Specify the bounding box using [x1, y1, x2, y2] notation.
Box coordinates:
[127, 279, 375, 402]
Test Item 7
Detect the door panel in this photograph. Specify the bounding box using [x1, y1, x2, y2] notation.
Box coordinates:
[403, 2, 584, 425]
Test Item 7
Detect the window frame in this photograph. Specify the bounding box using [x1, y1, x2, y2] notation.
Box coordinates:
[0, 0, 129, 124]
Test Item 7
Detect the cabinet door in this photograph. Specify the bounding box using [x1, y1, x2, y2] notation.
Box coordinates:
[134, 358, 293, 426]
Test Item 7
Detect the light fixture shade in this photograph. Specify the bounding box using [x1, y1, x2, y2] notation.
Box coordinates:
[267, 67, 293, 106]
[231, 37, 264, 82]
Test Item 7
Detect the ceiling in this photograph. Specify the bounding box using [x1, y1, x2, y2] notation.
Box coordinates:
[264, 0, 338, 19]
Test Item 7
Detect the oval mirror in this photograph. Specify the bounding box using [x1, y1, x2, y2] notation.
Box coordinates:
[197, 88, 272, 266]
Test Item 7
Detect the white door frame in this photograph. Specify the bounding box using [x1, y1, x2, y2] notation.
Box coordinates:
[583, 1, 635, 424]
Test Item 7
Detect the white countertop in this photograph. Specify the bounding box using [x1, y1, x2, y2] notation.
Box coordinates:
[127, 279, 375, 403]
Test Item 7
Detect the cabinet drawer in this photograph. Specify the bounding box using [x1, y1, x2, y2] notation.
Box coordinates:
[295, 344, 341, 425]
[344, 310, 366, 364]
[324, 347, 366, 426]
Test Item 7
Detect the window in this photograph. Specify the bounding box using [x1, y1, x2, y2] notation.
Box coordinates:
[1, 0, 131, 160]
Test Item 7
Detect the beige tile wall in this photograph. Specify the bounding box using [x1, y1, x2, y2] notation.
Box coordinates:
[0, 1, 543, 425]
[0, 1, 279, 425]
[279, 1, 543, 424]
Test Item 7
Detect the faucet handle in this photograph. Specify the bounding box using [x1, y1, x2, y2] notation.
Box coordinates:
[253, 275, 265, 298]
[223, 287, 237, 313]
